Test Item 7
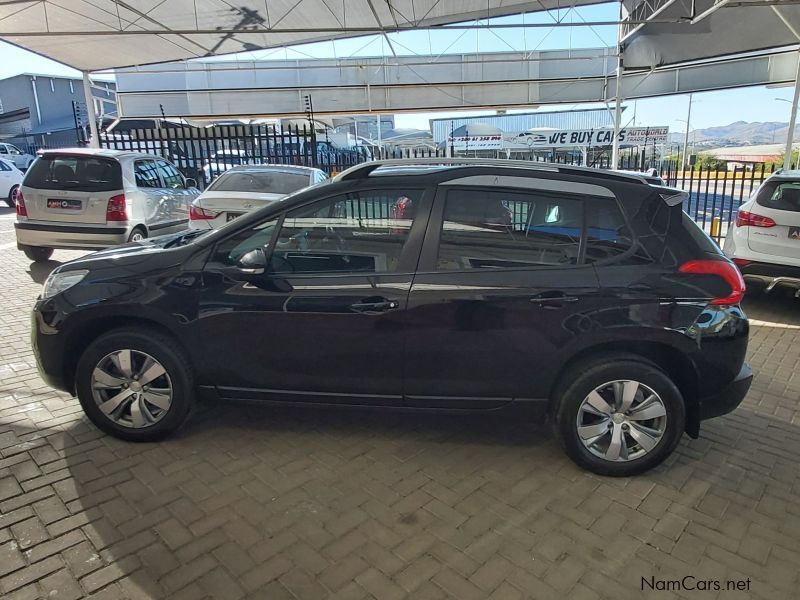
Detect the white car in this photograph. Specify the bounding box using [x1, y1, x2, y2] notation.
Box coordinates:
[0, 142, 36, 171]
[202, 149, 252, 183]
[189, 164, 328, 229]
[723, 170, 800, 294]
[0, 157, 23, 207]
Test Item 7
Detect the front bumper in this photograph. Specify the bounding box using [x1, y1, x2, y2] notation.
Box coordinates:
[737, 260, 800, 292]
[16, 221, 131, 250]
[698, 362, 753, 421]
[31, 306, 71, 393]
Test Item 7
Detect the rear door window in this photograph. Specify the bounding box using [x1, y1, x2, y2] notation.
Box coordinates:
[436, 189, 583, 270]
[134, 160, 161, 188]
[24, 155, 122, 192]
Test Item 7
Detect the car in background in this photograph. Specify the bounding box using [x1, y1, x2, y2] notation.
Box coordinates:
[202, 149, 252, 183]
[0, 158, 23, 207]
[189, 164, 328, 229]
[32, 158, 751, 477]
[0, 142, 36, 171]
[514, 132, 548, 147]
[15, 149, 199, 262]
[724, 170, 800, 295]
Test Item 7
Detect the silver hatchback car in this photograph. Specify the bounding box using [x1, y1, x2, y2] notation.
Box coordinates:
[15, 149, 199, 262]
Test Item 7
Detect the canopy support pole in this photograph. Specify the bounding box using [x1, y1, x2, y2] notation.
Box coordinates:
[610, 44, 623, 170]
[784, 51, 800, 171]
[82, 72, 100, 148]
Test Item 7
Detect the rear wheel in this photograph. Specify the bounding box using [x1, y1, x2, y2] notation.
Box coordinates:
[22, 246, 53, 262]
[75, 328, 194, 441]
[128, 226, 147, 243]
[5, 185, 18, 208]
[553, 354, 685, 476]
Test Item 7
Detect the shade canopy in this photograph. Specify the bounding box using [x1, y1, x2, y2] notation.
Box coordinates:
[0, 0, 601, 71]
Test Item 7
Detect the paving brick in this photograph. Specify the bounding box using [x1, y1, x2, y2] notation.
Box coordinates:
[0, 542, 26, 577]
[0, 556, 63, 594]
[38, 568, 83, 600]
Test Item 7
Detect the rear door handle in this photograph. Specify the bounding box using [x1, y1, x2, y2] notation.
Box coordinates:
[530, 292, 580, 306]
[350, 297, 400, 314]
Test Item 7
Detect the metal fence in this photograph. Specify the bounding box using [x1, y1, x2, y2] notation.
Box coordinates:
[97, 123, 784, 245]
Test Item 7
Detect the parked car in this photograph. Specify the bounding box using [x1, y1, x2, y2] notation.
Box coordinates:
[15, 149, 199, 262]
[0, 142, 36, 170]
[32, 158, 751, 476]
[0, 157, 23, 207]
[190, 164, 328, 230]
[202, 149, 251, 183]
[724, 169, 800, 294]
[515, 132, 548, 147]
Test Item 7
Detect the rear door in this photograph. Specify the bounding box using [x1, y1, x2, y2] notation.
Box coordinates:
[747, 179, 800, 262]
[404, 178, 601, 408]
[133, 159, 167, 227]
[22, 154, 122, 223]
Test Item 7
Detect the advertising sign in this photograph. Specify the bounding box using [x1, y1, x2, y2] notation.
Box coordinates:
[447, 127, 669, 150]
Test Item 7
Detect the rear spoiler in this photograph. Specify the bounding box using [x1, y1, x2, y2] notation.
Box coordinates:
[653, 186, 687, 207]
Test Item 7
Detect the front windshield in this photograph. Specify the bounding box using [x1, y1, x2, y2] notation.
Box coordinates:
[207, 171, 310, 195]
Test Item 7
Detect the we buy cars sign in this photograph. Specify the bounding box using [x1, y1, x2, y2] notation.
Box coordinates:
[504, 127, 669, 148]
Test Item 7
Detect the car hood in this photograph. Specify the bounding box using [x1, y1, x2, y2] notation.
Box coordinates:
[58, 230, 204, 271]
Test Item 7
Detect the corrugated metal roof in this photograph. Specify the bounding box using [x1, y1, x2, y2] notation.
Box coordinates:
[431, 108, 619, 143]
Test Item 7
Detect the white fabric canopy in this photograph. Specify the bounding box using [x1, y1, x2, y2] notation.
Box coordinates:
[0, 0, 601, 71]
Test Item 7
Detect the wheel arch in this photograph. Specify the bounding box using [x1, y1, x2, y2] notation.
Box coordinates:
[62, 316, 188, 394]
[550, 340, 700, 437]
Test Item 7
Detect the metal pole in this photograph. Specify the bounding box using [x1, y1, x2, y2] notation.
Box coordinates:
[784, 52, 800, 171]
[610, 55, 624, 169]
[682, 93, 693, 169]
[82, 72, 100, 148]
[376, 113, 382, 155]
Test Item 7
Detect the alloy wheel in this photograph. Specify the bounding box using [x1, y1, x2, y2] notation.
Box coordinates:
[575, 380, 667, 462]
[90, 349, 173, 428]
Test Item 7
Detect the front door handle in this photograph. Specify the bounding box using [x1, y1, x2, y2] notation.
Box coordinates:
[350, 297, 400, 314]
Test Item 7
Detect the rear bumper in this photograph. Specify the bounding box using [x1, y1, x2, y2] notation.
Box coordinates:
[697, 362, 753, 421]
[15, 221, 131, 249]
[737, 259, 800, 291]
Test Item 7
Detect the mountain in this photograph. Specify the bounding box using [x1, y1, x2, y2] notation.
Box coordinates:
[667, 121, 800, 148]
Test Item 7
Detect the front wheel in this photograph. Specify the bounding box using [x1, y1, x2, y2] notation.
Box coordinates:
[22, 246, 53, 262]
[75, 328, 194, 441]
[553, 355, 685, 476]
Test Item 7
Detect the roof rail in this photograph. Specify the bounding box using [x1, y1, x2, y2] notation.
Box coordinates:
[334, 157, 649, 184]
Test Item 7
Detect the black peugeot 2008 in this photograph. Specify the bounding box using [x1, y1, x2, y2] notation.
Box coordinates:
[32, 159, 751, 476]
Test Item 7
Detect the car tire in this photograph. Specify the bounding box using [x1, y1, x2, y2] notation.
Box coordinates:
[6, 185, 18, 208]
[75, 327, 194, 442]
[128, 226, 147, 243]
[552, 354, 685, 476]
[22, 246, 54, 262]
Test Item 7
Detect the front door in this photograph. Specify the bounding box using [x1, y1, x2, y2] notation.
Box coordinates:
[198, 187, 429, 405]
[404, 181, 601, 409]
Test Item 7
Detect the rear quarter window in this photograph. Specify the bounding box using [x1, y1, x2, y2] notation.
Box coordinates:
[24, 155, 122, 192]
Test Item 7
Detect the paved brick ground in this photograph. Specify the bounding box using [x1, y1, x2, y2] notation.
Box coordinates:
[1, 205, 799, 599]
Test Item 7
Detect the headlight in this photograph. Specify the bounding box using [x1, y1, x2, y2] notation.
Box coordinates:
[42, 270, 89, 299]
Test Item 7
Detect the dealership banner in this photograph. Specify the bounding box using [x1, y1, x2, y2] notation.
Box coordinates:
[447, 127, 669, 150]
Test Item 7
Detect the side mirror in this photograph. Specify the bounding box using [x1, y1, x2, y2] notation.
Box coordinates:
[185, 178, 197, 189]
[237, 248, 267, 275]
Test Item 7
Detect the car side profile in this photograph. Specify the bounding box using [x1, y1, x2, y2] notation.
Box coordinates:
[0, 157, 23, 207]
[15, 149, 199, 262]
[724, 170, 800, 294]
[32, 159, 751, 476]
[0, 142, 36, 170]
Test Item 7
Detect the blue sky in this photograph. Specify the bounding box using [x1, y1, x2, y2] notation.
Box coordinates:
[0, 1, 796, 134]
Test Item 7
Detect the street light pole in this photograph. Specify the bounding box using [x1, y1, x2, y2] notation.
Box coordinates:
[681, 93, 693, 171]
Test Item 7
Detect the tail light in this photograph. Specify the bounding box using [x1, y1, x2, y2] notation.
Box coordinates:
[189, 203, 218, 220]
[679, 259, 746, 306]
[15, 190, 27, 217]
[735, 210, 775, 228]
[106, 194, 127, 221]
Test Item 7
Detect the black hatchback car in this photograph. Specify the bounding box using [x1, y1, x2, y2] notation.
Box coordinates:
[32, 159, 752, 476]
